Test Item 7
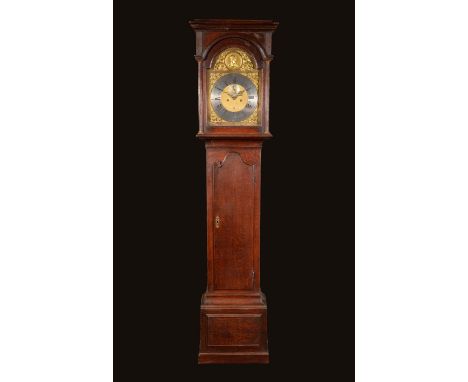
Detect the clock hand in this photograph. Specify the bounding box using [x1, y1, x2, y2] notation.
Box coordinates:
[223, 90, 238, 99]
[230, 91, 245, 100]
[222, 85, 246, 100]
[229, 87, 245, 97]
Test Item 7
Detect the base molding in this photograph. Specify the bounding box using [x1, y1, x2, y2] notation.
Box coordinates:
[198, 291, 269, 364]
[198, 352, 269, 364]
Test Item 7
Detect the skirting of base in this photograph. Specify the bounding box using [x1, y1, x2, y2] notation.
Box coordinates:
[198, 352, 269, 364]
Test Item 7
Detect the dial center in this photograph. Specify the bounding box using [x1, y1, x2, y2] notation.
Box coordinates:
[220, 84, 248, 112]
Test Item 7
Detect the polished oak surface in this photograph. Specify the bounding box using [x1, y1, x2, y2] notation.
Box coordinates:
[190, 19, 278, 364]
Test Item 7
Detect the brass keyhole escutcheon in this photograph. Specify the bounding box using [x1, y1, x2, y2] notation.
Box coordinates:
[215, 216, 220, 228]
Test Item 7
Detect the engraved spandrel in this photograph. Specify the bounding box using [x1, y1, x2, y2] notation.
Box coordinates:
[213, 48, 254, 72]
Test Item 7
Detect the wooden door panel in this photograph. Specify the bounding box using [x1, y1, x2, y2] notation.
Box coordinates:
[213, 152, 255, 290]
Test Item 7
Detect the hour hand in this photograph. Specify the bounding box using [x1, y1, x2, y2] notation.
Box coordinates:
[225, 89, 244, 99]
[223, 89, 237, 98]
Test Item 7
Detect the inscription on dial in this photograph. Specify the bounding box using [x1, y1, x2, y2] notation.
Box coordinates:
[210, 73, 258, 123]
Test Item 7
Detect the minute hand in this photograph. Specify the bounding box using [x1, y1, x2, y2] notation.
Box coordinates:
[223, 90, 238, 99]
[226, 89, 245, 99]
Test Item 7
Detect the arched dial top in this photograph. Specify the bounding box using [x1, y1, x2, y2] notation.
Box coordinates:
[207, 47, 260, 126]
[210, 73, 258, 123]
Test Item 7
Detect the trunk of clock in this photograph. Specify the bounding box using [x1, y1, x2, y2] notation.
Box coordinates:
[198, 139, 269, 364]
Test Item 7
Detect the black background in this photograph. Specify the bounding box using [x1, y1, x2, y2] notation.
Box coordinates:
[117, 2, 354, 380]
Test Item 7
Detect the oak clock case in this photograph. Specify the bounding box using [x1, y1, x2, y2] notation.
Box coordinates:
[190, 19, 278, 364]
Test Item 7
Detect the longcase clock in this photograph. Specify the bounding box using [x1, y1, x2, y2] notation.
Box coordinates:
[190, 19, 278, 364]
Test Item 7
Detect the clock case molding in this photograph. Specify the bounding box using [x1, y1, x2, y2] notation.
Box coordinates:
[191, 19, 278, 140]
[190, 19, 278, 364]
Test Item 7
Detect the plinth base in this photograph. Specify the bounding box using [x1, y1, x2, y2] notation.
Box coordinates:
[199, 352, 269, 364]
[198, 291, 269, 364]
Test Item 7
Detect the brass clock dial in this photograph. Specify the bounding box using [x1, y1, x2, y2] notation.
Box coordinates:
[210, 73, 258, 123]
